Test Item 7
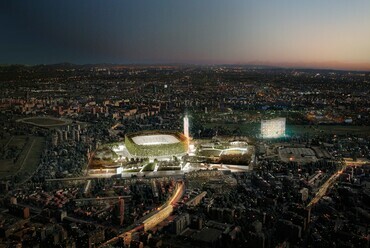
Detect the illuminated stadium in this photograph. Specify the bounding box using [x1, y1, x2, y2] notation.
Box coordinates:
[132, 134, 180, 146]
[125, 131, 188, 158]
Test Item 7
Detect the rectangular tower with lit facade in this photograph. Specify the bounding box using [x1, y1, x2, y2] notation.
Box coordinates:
[261, 117, 286, 138]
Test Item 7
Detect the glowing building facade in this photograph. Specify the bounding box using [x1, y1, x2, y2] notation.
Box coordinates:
[183, 115, 190, 152]
[183, 115, 189, 139]
[261, 117, 286, 138]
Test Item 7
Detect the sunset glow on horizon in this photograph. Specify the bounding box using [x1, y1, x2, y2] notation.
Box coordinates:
[1, 0, 370, 70]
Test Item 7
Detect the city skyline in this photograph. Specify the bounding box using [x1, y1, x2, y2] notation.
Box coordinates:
[1, 1, 370, 247]
[1, 0, 370, 70]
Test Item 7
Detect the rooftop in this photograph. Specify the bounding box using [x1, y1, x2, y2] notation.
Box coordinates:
[132, 134, 180, 146]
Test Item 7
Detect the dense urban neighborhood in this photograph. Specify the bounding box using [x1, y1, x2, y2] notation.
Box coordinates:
[1, 65, 370, 247]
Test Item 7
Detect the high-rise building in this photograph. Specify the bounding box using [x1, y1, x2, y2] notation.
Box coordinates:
[63, 130, 68, 141]
[261, 117, 286, 138]
[75, 129, 80, 142]
[57, 130, 63, 142]
[119, 198, 125, 226]
[52, 133, 58, 146]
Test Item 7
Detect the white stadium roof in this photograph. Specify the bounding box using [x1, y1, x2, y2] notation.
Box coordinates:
[132, 134, 180, 146]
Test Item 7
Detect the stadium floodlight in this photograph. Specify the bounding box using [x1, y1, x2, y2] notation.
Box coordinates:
[183, 115, 189, 139]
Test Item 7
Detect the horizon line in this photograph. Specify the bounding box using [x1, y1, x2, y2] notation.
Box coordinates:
[1, 61, 370, 72]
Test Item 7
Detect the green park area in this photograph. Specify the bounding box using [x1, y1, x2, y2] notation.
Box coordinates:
[142, 162, 156, 172]
[287, 125, 370, 136]
[204, 122, 370, 137]
[0, 135, 45, 182]
[198, 149, 222, 157]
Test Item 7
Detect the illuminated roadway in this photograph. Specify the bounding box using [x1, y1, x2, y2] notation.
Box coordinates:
[306, 158, 369, 209]
[306, 169, 343, 208]
[167, 181, 184, 207]
[99, 180, 185, 247]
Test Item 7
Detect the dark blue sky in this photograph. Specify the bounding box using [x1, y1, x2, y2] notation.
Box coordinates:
[1, 0, 370, 69]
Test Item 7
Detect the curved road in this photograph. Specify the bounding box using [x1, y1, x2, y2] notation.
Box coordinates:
[99, 180, 185, 247]
[306, 159, 368, 209]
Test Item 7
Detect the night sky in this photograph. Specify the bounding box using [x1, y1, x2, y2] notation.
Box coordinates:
[1, 0, 370, 70]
